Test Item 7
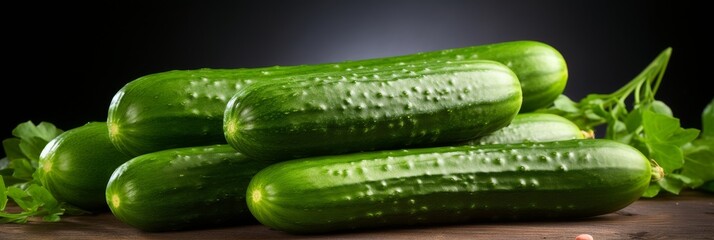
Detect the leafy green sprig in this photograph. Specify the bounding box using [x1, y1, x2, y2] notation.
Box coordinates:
[1, 121, 88, 223]
[678, 99, 714, 193]
[539, 48, 712, 197]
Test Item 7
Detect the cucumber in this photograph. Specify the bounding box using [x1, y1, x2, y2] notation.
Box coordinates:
[37, 122, 131, 211]
[224, 59, 522, 161]
[466, 112, 587, 145]
[105, 144, 271, 232]
[246, 139, 651, 234]
[108, 40, 567, 157]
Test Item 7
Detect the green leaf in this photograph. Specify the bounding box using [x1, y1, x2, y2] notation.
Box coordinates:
[1, 174, 28, 187]
[581, 94, 608, 106]
[2, 121, 69, 223]
[543, 48, 697, 198]
[668, 173, 696, 186]
[8, 121, 63, 166]
[0, 185, 68, 223]
[6, 187, 35, 211]
[42, 213, 61, 222]
[11, 121, 63, 143]
[647, 142, 684, 174]
[591, 103, 613, 121]
[681, 139, 714, 188]
[629, 136, 650, 157]
[650, 100, 673, 117]
[552, 95, 580, 113]
[62, 203, 92, 216]
[624, 107, 643, 133]
[18, 137, 50, 164]
[1, 177, 7, 211]
[0, 213, 26, 223]
[0, 158, 7, 170]
[1, 183, 67, 223]
[703, 98, 714, 138]
[642, 110, 680, 143]
[2, 121, 63, 187]
[609, 121, 631, 143]
[641, 184, 661, 198]
[667, 128, 701, 146]
[658, 176, 685, 195]
[2, 139, 23, 161]
[26, 185, 59, 211]
[9, 158, 34, 181]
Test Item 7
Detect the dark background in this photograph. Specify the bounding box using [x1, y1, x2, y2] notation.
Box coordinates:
[2, 1, 709, 150]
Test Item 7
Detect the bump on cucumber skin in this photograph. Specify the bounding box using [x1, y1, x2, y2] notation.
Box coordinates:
[105, 144, 271, 232]
[225, 60, 522, 162]
[109, 40, 565, 157]
[466, 112, 585, 145]
[246, 139, 651, 234]
[37, 122, 132, 212]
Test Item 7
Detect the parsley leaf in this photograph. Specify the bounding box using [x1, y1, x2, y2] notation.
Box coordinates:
[1, 121, 72, 223]
[540, 48, 710, 197]
[678, 99, 714, 193]
[703, 98, 714, 138]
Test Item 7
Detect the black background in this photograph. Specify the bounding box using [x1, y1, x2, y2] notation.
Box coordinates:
[2, 1, 709, 150]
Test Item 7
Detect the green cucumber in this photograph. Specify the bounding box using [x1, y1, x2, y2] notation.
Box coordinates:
[105, 144, 271, 232]
[225, 59, 522, 161]
[466, 112, 588, 145]
[108, 40, 567, 157]
[37, 122, 131, 211]
[246, 139, 651, 234]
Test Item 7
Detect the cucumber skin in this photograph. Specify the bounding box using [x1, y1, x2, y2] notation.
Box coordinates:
[107, 69, 254, 157]
[105, 144, 271, 232]
[246, 139, 651, 234]
[37, 122, 132, 211]
[108, 40, 567, 157]
[466, 112, 585, 145]
[224, 59, 522, 161]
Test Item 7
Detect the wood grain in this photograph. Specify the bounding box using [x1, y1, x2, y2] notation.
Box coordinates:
[1, 190, 712, 240]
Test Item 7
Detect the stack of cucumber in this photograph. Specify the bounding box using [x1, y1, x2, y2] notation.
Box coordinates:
[36, 40, 653, 233]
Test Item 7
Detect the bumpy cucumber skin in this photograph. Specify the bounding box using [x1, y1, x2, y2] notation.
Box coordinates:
[246, 139, 651, 234]
[474, 41, 567, 112]
[108, 40, 566, 157]
[225, 60, 522, 161]
[107, 69, 257, 157]
[466, 112, 585, 145]
[37, 122, 131, 211]
[105, 144, 271, 232]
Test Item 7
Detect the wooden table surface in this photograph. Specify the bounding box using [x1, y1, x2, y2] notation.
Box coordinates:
[1, 190, 712, 240]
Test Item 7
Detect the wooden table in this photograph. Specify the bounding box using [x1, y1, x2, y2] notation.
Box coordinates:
[2, 190, 712, 240]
